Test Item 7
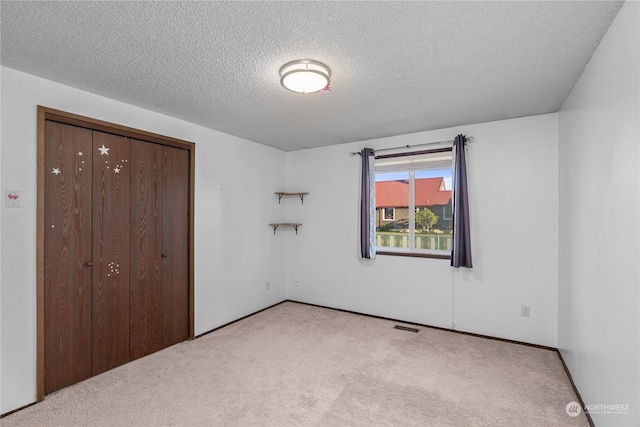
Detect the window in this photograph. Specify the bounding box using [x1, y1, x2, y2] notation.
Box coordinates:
[442, 200, 453, 220]
[383, 208, 395, 221]
[375, 148, 453, 258]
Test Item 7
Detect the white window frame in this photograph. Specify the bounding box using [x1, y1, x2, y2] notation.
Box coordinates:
[383, 207, 395, 221]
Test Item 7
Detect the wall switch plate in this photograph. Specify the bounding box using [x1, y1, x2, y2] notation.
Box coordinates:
[5, 190, 21, 207]
[521, 305, 531, 317]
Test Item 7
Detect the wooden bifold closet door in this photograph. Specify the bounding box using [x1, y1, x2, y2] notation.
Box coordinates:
[129, 140, 189, 360]
[44, 121, 189, 394]
[44, 122, 94, 391]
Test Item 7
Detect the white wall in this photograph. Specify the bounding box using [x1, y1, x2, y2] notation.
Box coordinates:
[558, 2, 640, 426]
[0, 67, 288, 414]
[285, 113, 559, 347]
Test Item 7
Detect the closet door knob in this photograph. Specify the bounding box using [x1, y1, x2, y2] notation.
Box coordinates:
[161, 254, 168, 258]
[85, 262, 93, 267]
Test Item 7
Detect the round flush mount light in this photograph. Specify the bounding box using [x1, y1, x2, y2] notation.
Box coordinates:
[280, 60, 331, 94]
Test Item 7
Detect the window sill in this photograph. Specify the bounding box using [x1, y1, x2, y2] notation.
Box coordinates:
[376, 251, 451, 260]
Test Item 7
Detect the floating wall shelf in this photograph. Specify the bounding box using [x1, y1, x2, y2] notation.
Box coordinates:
[271, 191, 308, 235]
[269, 223, 302, 235]
[275, 192, 309, 204]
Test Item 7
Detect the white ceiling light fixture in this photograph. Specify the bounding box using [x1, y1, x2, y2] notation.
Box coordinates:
[280, 60, 331, 94]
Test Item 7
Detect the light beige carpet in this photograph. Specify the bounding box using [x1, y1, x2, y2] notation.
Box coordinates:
[2, 301, 588, 426]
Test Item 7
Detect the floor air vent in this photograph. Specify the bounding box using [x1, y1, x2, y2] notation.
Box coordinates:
[394, 325, 419, 333]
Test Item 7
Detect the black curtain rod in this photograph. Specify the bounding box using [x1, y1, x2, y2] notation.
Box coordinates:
[375, 147, 452, 159]
[349, 136, 474, 156]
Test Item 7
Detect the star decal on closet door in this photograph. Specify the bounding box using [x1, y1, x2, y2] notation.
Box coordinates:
[52, 168, 61, 175]
[98, 145, 110, 155]
[112, 160, 127, 174]
[107, 262, 120, 277]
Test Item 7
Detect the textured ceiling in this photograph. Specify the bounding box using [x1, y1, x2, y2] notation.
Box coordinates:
[1, 1, 623, 151]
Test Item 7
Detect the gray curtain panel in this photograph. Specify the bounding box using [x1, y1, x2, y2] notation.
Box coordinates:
[451, 135, 472, 268]
[360, 148, 376, 259]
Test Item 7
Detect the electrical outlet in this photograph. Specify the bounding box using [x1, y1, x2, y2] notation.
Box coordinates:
[294, 278, 300, 287]
[265, 281, 270, 290]
[521, 305, 531, 317]
[5, 190, 21, 207]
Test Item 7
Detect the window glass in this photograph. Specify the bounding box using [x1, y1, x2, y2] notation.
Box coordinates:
[375, 150, 453, 256]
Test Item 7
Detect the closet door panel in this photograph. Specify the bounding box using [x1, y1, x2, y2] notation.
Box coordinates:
[162, 146, 190, 347]
[44, 121, 93, 394]
[91, 131, 131, 375]
[130, 139, 163, 360]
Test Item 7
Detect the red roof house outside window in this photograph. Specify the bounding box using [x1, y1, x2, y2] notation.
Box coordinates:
[375, 177, 452, 229]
